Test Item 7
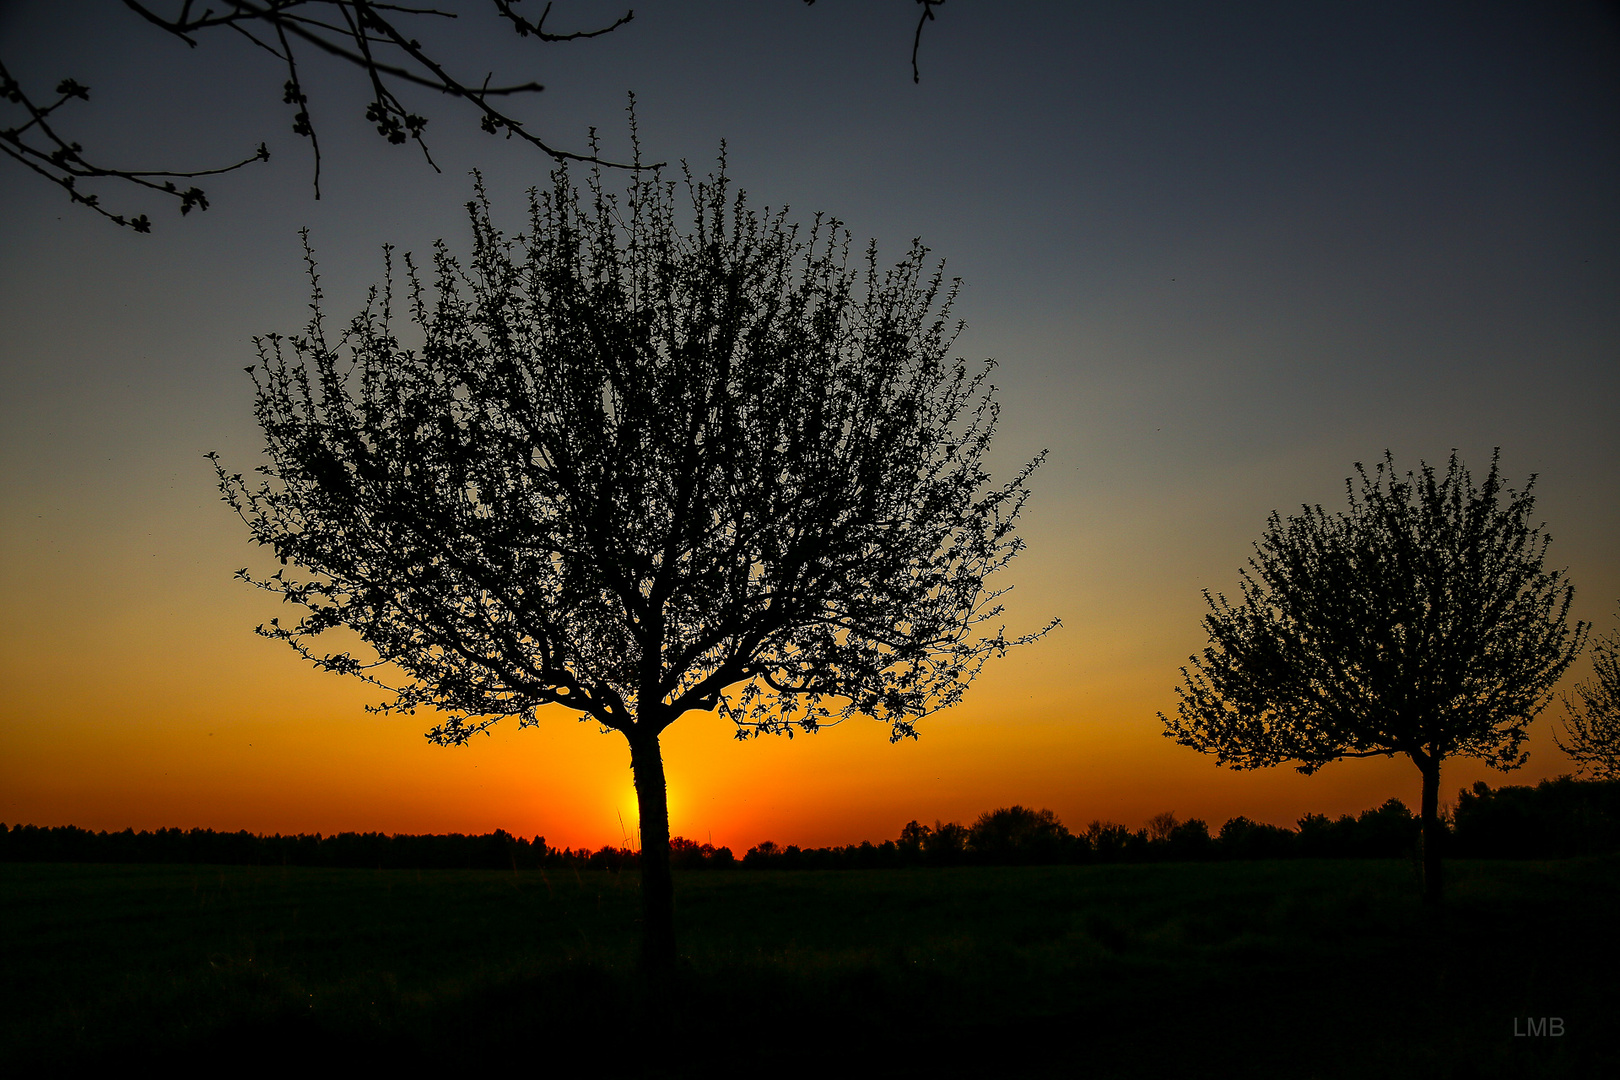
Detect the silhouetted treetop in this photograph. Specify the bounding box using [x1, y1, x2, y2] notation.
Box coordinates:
[222, 154, 1049, 746]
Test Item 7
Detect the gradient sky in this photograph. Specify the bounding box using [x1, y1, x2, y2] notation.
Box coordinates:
[2, 1, 1617, 851]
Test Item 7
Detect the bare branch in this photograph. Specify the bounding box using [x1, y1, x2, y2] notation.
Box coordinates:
[491, 0, 634, 42]
[12, 1, 944, 230]
[912, 0, 943, 84]
[1, 58, 269, 230]
[802, 0, 944, 83]
[6, 1, 648, 230]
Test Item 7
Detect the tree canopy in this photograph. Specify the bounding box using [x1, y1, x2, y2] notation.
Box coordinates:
[215, 148, 1050, 964]
[1161, 450, 1586, 901]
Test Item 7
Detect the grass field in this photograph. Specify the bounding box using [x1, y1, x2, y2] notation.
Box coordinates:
[3, 857, 1614, 1076]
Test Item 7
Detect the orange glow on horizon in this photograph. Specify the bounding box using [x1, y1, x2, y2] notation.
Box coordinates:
[1, 609, 1598, 854]
[1, 443, 1612, 855]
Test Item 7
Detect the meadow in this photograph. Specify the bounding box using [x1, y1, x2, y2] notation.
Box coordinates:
[3, 857, 1614, 1076]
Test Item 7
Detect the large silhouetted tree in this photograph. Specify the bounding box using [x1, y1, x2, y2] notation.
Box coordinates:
[1557, 606, 1620, 779]
[1161, 451, 1585, 903]
[214, 150, 1050, 968]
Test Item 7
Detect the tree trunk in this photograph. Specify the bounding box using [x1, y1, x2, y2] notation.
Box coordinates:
[629, 729, 676, 972]
[1419, 756, 1443, 905]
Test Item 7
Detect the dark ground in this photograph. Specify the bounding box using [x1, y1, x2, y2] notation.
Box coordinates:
[2, 857, 1613, 1077]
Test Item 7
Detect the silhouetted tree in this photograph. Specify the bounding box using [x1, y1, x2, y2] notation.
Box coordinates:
[922, 820, 969, 865]
[215, 151, 1050, 969]
[1166, 817, 1212, 860]
[1348, 798, 1422, 858]
[3, 1, 946, 229]
[896, 819, 931, 863]
[743, 841, 782, 869]
[1295, 812, 1350, 858]
[1557, 605, 1620, 779]
[966, 805, 1070, 864]
[1162, 451, 1586, 903]
[668, 836, 708, 870]
[1144, 811, 1178, 844]
[1215, 816, 1297, 860]
[1083, 820, 1131, 862]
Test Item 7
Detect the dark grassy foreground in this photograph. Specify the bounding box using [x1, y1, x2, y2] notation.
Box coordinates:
[3, 858, 1615, 1077]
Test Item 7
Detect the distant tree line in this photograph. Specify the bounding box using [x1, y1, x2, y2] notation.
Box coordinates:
[4, 777, 1617, 870]
[1448, 776, 1620, 858]
[0, 825, 636, 872]
[736, 800, 1431, 868]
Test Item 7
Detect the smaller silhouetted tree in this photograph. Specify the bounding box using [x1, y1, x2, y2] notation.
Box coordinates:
[1557, 605, 1620, 779]
[1163, 451, 1586, 903]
